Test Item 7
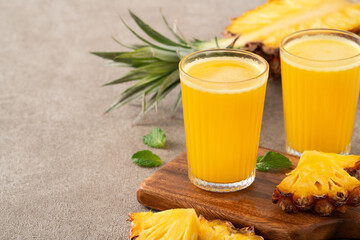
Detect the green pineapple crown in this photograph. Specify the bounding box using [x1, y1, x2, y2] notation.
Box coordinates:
[91, 10, 240, 119]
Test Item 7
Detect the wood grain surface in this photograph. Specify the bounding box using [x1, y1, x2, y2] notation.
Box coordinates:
[137, 147, 360, 240]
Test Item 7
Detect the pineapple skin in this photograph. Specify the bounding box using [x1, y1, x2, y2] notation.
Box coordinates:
[224, 0, 360, 80]
[272, 151, 360, 216]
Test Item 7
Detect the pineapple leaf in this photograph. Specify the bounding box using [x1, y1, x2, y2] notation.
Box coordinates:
[111, 36, 138, 50]
[118, 46, 179, 62]
[176, 48, 194, 59]
[103, 72, 148, 86]
[171, 90, 182, 115]
[91, 51, 125, 60]
[151, 48, 180, 62]
[115, 47, 155, 59]
[135, 61, 177, 74]
[105, 75, 163, 113]
[160, 11, 188, 45]
[108, 90, 146, 112]
[156, 69, 179, 103]
[192, 38, 203, 43]
[145, 80, 162, 95]
[129, 10, 191, 49]
[142, 92, 146, 114]
[122, 75, 164, 95]
[92, 51, 158, 67]
[106, 88, 147, 113]
[214, 36, 220, 48]
[116, 58, 158, 67]
[106, 82, 161, 113]
[120, 16, 177, 53]
[145, 81, 179, 113]
[105, 61, 132, 67]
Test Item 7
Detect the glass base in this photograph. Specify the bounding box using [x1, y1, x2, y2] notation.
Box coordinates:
[285, 145, 302, 157]
[286, 143, 351, 157]
[188, 170, 255, 192]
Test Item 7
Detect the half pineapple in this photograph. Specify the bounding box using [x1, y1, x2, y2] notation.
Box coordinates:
[128, 208, 263, 239]
[225, 0, 360, 78]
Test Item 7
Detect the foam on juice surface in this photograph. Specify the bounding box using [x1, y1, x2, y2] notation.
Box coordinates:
[181, 57, 267, 94]
[283, 35, 360, 71]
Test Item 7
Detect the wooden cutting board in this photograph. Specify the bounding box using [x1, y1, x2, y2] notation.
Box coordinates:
[136, 147, 360, 240]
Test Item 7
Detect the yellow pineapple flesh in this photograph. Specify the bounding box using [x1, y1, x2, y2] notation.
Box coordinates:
[224, 0, 360, 79]
[198, 216, 263, 240]
[128, 209, 199, 240]
[272, 151, 360, 216]
[128, 208, 263, 240]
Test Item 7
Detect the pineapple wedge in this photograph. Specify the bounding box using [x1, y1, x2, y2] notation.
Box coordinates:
[225, 0, 360, 79]
[272, 151, 360, 216]
[128, 209, 263, 240]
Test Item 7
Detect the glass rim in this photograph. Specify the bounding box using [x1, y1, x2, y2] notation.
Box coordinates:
[280, 28, 360, 62]
[179, 48, 269, 84]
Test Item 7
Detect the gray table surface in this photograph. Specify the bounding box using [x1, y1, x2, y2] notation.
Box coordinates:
[2, 0, 360, 239]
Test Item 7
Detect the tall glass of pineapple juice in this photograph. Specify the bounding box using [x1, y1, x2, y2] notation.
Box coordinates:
[281, 29, 360, 156]
[179, 49, 269, 192]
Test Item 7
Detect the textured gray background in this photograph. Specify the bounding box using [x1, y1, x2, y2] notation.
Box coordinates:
[2, 0, 360, 239]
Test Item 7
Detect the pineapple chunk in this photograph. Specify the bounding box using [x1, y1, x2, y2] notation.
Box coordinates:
[225, 0, 360, 48]
[128, 209, 263, 239]
[128, 209, 199, 240]
[273, 151, 360, 216]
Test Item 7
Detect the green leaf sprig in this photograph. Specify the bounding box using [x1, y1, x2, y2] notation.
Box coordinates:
[256, 151, 292, 172]
[142, 127, 167, 148]
[131, 150, 163, 167]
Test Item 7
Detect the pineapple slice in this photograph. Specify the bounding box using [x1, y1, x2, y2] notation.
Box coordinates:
[198, 216, 263, 240]
[272, 151, 360, 216]
[128, 209, 264, 239]
[128, 209, 199, 240]
[225, 0, 360, 48]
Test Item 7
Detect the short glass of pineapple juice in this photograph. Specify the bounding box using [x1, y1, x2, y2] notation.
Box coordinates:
[281, 29, 360, 156]
[179, 49, 269, 192]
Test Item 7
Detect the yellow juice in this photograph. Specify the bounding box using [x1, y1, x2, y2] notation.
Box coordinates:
[180, 56, 268, 184]
[281, 34, 360, 154]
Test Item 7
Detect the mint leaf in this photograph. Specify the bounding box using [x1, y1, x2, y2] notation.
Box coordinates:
[256, 151, 292, 172]
[131, 150, 163, 167]
[142, 127, 167, 148]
